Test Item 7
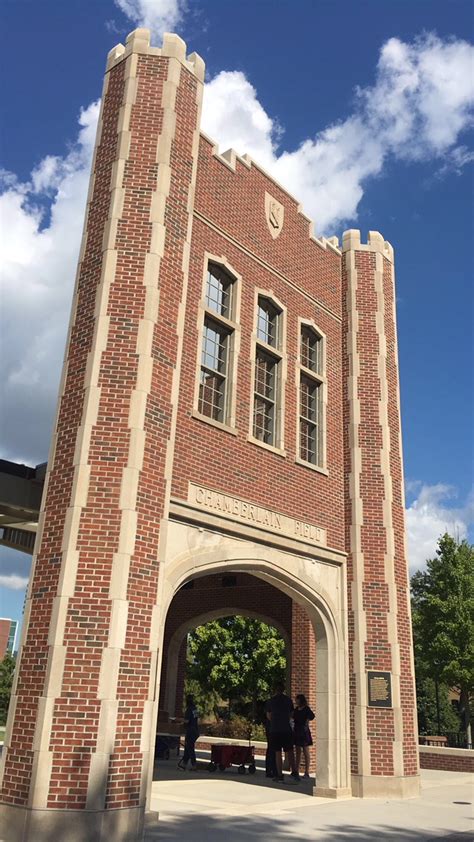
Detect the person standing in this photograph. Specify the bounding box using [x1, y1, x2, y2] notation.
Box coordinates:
[266, 682, 299, 783]
[293, 693, 315, 778]
[264, 698, 276, 778]
[178, 694, 199, 771]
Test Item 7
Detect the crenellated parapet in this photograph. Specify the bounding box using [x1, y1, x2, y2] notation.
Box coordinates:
[200, 131, 342, 255]
[106, 28, 205, 82]
[342, 228, 394, 263]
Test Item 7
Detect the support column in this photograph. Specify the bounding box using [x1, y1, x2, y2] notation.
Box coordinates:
[291, 602, 317, 774]
[0, 29, 204, 842]
[342, 230, 419, 798]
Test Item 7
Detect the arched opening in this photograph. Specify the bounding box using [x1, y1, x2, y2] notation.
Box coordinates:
[146, 528, 350, 801]
[158, 573, 292, 721]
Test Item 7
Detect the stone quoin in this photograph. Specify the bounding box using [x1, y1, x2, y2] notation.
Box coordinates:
[0, 28, 419, 842]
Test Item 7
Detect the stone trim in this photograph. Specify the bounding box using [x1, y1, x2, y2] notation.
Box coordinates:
[419, 746, 474, 759]
[194, 209, 342, 324]
[192, 252, 242, 430]
[169, 499, 343, 564]
[81, 49, 142, 811]
[143, 42, 205, 813]
[344, 247, 370, 778]
[342, 229, 394, 264]
[106, 29, 205, 84]
[295, 317, 328, 472]
[199, 132, 341, 256]
[248, 287, 288, 452]
[374, 251, 403, 776]
[0, 55, 132, 809]
[0, 61, 113, 804]
[351, 774, 420, 798]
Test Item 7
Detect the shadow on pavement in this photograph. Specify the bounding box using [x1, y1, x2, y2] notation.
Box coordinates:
[153, 752, 316, 795]
[146, 812, 474, 842]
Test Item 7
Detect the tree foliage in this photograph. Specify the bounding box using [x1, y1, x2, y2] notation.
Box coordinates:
[411, 533, 474, 740]
[0, 653, 16, 726]
[186, 616, 286, 717]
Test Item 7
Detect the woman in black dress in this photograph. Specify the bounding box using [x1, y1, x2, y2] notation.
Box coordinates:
[293, 693, 315, 778]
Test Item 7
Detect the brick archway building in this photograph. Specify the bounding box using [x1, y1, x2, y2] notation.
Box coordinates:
[0, 28, 419, 842]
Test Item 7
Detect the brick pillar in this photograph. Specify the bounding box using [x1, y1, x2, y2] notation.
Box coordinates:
[342, 230, 419, 798]
[290, 602, 317, 773]
[174, 639, 187, 717]
[0, 29, 204, 842]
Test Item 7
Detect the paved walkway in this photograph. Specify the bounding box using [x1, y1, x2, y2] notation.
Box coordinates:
[146, 754, 473, 841]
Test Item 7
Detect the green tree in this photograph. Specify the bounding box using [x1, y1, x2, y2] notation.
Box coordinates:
[411, 534, 474, 746]
[186, 616, 286, 718]
[0, 652, 16, 726]
[415, 677, 460, 736]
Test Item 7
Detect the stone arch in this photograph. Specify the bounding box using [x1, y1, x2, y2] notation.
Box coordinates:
[148, 526, 351, 800]
[163, 603, 291, 716]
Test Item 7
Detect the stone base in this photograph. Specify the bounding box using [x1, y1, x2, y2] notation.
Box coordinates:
[0, 803, 158, 842]
[313, 786, 352, 799]
[351, 774, 420, 799]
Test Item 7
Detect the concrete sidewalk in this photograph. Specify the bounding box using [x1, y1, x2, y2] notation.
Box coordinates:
[146, 757, 473, 841]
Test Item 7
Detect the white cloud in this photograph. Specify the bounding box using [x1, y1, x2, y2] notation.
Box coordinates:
[202, 34, 474, 232]
[0, 101, 100, 463]
[405, 483, 473, 572]
[1, 32, 473, 465]
[0, 573, 29, 590]
[114, 0, 186, 38]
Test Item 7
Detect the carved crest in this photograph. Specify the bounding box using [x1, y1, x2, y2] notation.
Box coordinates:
[265, 192, 284, 239]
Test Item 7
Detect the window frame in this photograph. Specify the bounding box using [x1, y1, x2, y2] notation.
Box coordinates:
[193, 255, 241, 434]
[248, 290, 287, 455]
[295, 319, 328, 474]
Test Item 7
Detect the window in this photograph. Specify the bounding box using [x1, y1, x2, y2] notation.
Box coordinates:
[252, 295, 284, 447]
[205, 263, 233, 318]
[298, 324, 325, 467]
[196, 260, 239, 427]
[198, 318, 229, 421]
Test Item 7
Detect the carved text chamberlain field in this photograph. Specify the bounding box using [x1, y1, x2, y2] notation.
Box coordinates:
[188, 482, 327, 546]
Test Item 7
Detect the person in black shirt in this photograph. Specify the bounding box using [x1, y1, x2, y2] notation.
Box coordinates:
[264, 698, 276, 778]
[177, 695, 199, 771]
[266, 682, 299, 783]
[293, 693, 315, 778]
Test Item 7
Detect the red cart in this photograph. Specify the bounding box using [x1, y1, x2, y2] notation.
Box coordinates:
[207, 743, 256, 774]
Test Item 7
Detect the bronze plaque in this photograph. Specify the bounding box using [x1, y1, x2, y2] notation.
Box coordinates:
[367, 671, 392, 708]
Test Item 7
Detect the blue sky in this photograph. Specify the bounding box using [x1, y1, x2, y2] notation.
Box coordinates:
[1, 0, 473, 632]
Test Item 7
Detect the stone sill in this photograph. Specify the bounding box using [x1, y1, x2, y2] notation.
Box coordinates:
[419, 745, 474, 758]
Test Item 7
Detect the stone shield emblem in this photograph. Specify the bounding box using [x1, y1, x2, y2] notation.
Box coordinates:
[265, 192, 284, 239]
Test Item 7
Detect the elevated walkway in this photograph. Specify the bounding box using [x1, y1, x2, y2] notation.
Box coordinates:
[0, 459, 44, 553]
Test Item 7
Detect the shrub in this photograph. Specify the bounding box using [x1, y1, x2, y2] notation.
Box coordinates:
[203, 715, 266, 741]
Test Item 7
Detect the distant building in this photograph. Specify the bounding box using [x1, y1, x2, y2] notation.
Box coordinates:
[0, 618, 17, 658]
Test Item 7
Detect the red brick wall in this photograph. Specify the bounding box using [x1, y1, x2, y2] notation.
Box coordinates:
[171, 138, 345, 553]
[382, 257, 418, 776]
[1, 58, 128, 808]
[2, 31, 419, 816]
[419, 749, 474, 773]
[1, 46, 201, 812]
[291, 602, 317, 771]
[158, 573, 292, 714]
[342, 247, 417, 779]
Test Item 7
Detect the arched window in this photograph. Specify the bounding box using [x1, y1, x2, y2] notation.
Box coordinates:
[252, 295, 285, 449]
[298, 323, 325, 468]
[196, 260, 240, 429]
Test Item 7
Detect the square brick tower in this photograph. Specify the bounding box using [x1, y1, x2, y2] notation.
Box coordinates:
[0, 29, 419, 842]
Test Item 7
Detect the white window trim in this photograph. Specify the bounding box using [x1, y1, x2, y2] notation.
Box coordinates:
[248, 288, 287, 455]
[193, 253, 242, 432]
[295, 317, 328, 473]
